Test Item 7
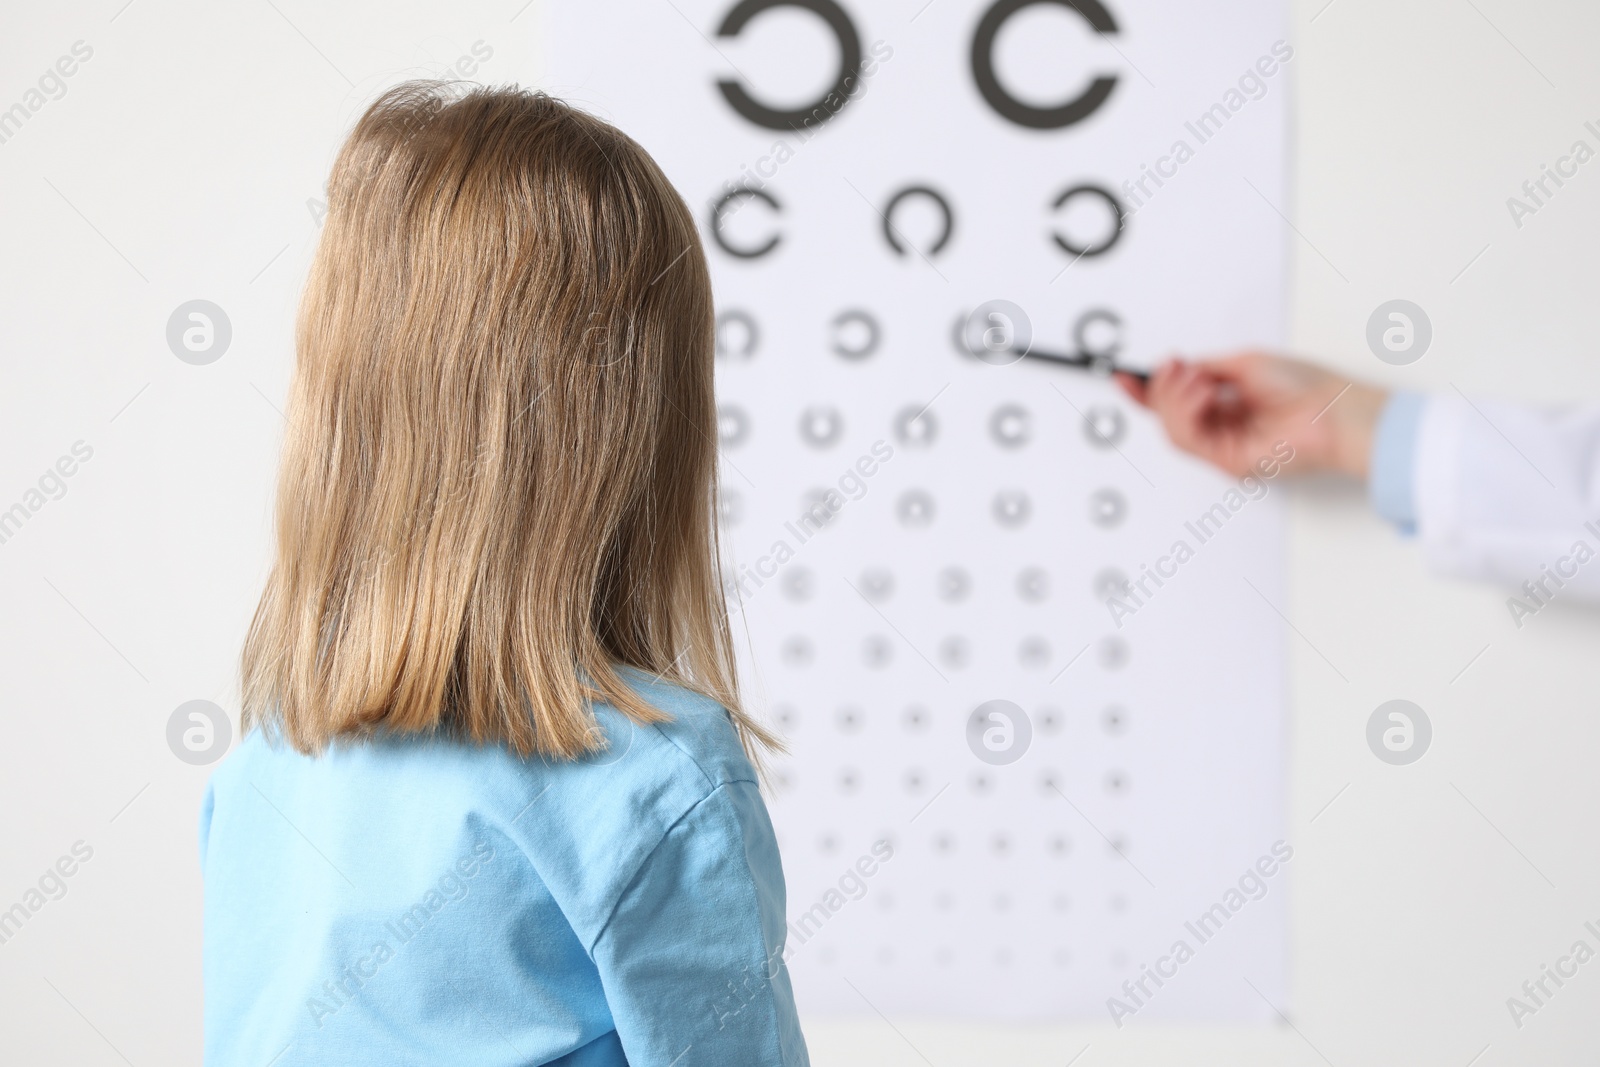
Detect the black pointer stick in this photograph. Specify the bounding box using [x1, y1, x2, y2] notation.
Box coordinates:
[1016, 346, 1150, 383]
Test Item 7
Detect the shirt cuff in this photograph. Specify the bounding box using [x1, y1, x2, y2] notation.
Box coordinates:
[1369, 391, 1425, 534]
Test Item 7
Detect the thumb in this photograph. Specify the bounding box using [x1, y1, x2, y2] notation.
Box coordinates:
[1112, 372, 1148, 407]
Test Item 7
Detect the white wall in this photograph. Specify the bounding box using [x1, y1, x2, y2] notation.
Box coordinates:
[1, 1, 1597, 1063]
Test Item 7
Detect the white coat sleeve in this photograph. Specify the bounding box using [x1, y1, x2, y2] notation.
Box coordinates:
[1410, 394, 1600, 602]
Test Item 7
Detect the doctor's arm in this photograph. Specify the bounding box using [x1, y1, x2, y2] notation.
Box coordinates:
[1117, 352, 1600, 604]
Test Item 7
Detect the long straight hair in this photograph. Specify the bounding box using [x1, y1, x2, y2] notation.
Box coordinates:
[241, 81, 772, 762]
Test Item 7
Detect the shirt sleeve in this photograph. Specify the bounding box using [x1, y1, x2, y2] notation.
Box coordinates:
[1368, 391, 1425, 533]
[197, 779, 216, 870]
[589, 780, 809, 1067]
[1408, 392, 1600, 603]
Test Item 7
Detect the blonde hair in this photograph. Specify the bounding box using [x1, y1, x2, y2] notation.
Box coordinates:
[242, 82, 772, 762]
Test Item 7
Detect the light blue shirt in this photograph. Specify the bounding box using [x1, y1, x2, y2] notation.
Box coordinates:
[1369, 391, 1425, 533]
[199, 670, 808, 1067]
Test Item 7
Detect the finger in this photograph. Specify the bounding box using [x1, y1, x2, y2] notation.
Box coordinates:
[1198, 350, 1287, 400]
[1113, 372, 1149, 406]
[1140, 365, 1175, 420]
[1169, 371, 1219, 439]
[1170, 375, 1243, 463]
[1165, 363, 1213, 420]
[1196, 348, 1271, 369]
[1145, 359, 1189, 413]
[1147, 370, 1204, 445]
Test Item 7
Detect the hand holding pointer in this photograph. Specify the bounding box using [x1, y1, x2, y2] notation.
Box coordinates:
[1114, 352, 1388, 480]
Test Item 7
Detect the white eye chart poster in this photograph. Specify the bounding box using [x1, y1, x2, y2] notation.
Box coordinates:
[549, 0, 1291, 1023]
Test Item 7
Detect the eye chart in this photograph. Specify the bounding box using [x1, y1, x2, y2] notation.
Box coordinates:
[549, 0, 1290, 1022]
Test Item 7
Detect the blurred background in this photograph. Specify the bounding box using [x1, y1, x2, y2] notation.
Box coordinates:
[2, 0, 1598, 1063]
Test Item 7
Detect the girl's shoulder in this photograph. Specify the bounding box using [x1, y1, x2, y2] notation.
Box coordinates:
[199, 676, 769, 951]
[203, 673, 758, 874]
[606, 667, 755, 790]
[210, 670, 751, 793]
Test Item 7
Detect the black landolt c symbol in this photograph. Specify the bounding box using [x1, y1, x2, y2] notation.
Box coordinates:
[971, 0, 1120, 130]
[715, 0, 864, 131]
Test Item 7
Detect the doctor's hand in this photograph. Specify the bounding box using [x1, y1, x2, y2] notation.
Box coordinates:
[1114, 352, 1387, 480]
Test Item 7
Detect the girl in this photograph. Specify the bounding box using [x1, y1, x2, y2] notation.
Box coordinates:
[199, 81, 806, 1066]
